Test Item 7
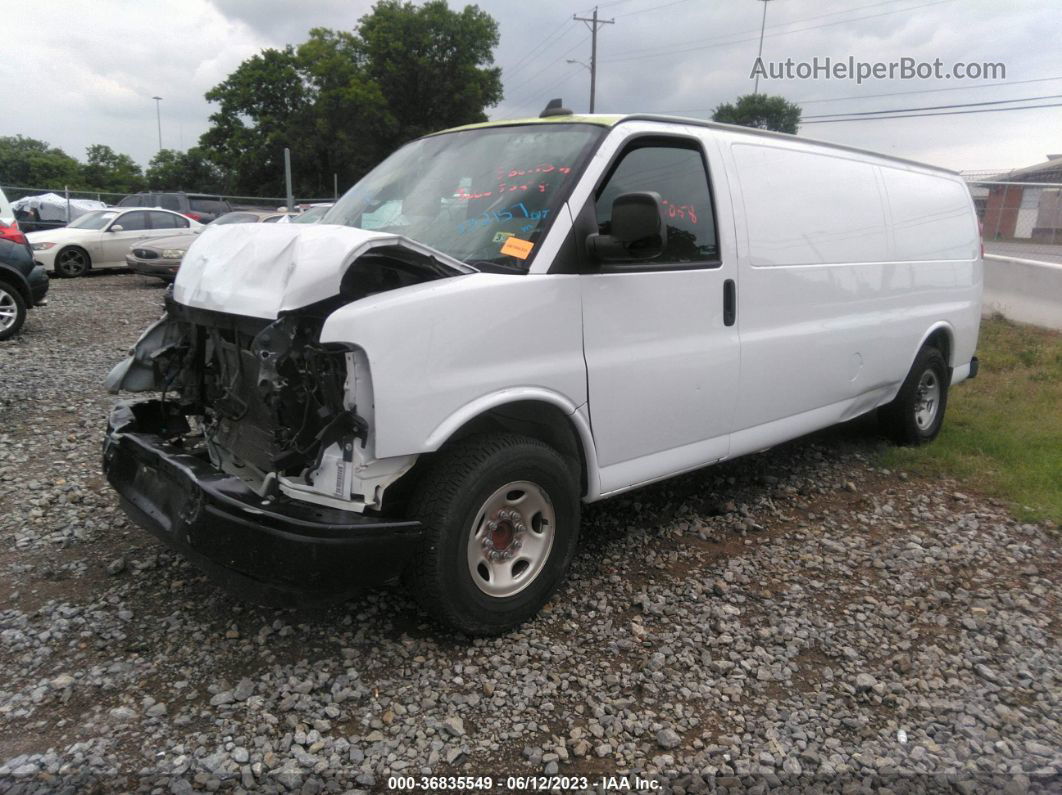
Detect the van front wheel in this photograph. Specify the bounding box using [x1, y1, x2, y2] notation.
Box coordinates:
[405, 434, 580, 636]
[879, 345, 950, 445]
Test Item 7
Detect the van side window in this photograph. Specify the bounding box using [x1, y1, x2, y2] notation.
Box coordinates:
[596, 141, 718, 266]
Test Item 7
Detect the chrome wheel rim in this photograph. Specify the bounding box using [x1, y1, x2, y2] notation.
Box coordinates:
[0, 287, 17, 331]
[466, 480, 555, 598]
[914, 370, 941, 429]
[57, 249, 86, 276]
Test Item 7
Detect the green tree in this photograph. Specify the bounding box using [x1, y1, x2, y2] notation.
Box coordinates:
[146, 147, 224, 192]
[198, 1, 503, 197]
[80, 144, 145, 193]
[712, 94, 802, 134]
[0, 136, 82, 188]
[356, 0, 502, 141]
[199, 46, 310, 196]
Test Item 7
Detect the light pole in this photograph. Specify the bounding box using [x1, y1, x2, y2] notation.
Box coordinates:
[566, 59, 592, 110]
[754, 0, 773, 94]
[152, 96, 163, 152]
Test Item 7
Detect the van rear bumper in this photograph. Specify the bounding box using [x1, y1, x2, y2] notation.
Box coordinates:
[102, 400, 424, 605]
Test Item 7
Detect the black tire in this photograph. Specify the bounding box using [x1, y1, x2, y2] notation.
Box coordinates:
[405, 433, 581, 636]
[879, 345, 950, 445]
[0, 282, 27, 341]
[54, 246, 91, 278]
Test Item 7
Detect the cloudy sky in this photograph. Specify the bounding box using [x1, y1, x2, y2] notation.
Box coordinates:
[3, 0, 1060, 178]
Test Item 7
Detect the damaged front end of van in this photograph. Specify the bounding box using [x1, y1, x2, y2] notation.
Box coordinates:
[102, 223, 475, 603]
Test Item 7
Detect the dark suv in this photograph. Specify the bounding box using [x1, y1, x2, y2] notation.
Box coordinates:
[116, 192, 232, 224]
[0, 187, 49, 340]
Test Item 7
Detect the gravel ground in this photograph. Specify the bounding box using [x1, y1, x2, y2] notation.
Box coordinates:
[0, 274, 1059, 794]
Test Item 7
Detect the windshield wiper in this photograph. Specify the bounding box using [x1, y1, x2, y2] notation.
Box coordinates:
[466, 257, 525, 274]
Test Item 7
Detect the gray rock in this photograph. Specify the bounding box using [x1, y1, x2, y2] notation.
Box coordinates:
[441, 716, 465, 737]
[855, 673, 878, 691]
[656, 728, 682, 749]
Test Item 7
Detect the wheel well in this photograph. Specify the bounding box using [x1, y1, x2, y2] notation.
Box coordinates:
[924, 327, 952, 366]
[379, 400, 588, 515]
[0, 272, 31, 305]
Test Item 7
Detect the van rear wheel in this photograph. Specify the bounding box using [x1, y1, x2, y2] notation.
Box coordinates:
[405, 434, 580, 636]
[879, 345, 949, 445]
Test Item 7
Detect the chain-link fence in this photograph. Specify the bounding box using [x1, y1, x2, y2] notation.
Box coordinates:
[963, 166, 1062, 265]
[0, 184, 336, 232]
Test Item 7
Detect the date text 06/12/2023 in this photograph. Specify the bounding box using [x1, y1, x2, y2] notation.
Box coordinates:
[385, 774, 661, 791]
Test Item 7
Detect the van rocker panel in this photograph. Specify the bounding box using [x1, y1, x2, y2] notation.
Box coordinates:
[102, 400, 424, 604]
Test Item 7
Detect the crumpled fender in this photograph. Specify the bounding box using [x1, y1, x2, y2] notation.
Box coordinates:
[104, 316, 185, 393]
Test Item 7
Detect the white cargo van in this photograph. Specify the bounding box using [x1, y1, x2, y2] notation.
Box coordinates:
[104, 105, 981, 634]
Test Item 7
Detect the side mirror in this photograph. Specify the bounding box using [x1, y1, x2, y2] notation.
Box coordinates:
[586, 191, 667, 262]
[109, 224, 124, 233]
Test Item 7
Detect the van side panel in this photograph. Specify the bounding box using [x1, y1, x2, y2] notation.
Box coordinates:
[726, 137, 980, 441]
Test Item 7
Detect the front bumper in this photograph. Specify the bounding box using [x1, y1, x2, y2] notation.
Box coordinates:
[126, 254, 181, 280]
[102, 400, 425, 605]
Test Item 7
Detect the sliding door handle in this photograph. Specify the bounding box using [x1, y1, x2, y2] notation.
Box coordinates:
[723, 279, 736, 327]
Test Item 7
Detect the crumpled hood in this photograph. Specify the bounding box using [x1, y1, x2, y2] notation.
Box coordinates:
[173, 223, 475, 319]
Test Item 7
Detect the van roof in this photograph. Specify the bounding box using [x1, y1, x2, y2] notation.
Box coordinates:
[438, 113, 958, 177]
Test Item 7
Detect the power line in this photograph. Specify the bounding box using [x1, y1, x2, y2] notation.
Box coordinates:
[802, 102, 1062, 123]
[505, 34, 590, 100]
[652, 75, 1062, 116]
[804, 93, 1062, 119]
[608, 0, 918, 62]
[614, 0, 694, 18]
[503, 25, 580, 85]
[797, 75, 1062, 105]
[602, 0, 956, 64]
[504, 18, 572, 78]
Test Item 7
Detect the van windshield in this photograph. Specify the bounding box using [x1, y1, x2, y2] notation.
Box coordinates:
[324, 124, 604, 272]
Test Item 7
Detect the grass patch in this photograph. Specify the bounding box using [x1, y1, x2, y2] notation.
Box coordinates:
[881, 315, 1062, 524]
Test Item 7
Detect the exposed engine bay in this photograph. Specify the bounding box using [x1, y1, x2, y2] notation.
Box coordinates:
[106, 243, 469, 512]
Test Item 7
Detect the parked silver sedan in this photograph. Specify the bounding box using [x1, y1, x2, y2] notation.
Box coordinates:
[125, 210, 293, 282]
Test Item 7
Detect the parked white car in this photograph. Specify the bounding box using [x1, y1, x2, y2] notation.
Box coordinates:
[104, 108, 982, 634]
[28, 208, 203, 277]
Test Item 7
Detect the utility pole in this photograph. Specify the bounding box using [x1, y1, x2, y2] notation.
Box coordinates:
[152, 96, 163, 152]
[753, 0, 773, 94]
[572, 6, 614, 113]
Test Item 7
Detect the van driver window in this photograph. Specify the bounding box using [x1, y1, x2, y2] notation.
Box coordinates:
[597, 142, 718, 265]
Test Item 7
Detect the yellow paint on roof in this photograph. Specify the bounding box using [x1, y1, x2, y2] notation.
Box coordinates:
[434, 114, 624, 135]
